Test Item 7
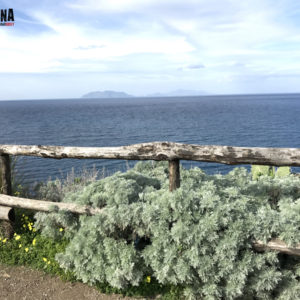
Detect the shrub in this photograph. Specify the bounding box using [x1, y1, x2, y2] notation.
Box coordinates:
[34, 162, 300, 299]
[33, 166, 99, 202]
[251, 165, 291, 180]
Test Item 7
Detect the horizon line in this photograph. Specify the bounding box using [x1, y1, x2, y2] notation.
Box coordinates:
[1, 91, 300, 102]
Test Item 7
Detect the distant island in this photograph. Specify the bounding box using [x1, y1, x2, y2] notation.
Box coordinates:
[81, 89, 206, 99]
[82, 90, 134, 99]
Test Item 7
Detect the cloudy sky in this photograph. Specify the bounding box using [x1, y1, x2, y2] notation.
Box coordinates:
[1, 0, 300, 100]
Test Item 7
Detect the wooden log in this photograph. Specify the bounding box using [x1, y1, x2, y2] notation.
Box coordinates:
[0, 142, 299, 166]
[0, 194, 103, 216]
[252, 239, 300, 256]
[0, 154, 14, 237]
[0, 206, 15, 221]
[169, 160, 180, 191]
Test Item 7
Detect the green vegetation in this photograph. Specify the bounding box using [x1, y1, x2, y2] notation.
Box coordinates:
[0, 209, 178, 298]
[1, 162, 300, 299]
[251, 165, 291, 180]
[0, 210, 74, 280]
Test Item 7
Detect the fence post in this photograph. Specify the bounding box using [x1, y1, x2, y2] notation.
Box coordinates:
[169, 159, 180, 191]
[0, 154, 15, 238]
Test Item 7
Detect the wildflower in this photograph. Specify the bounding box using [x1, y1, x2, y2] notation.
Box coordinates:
[28, 224, 32, 231]
[24, 216, 28, 220]
[43, 257, 47, 262]
[25, 247, 29, 252]
[2, 238, 7, 243]
[33, 228, 36, 233]
[15, 235, 21, 241]
[146, 276, 151, 283]
[19, 244, 22, 248]
[32, 238, 36, 246]
[23, 224, 26, 228]
[59, 228, 64, 232]
[47, 261, 51, 265]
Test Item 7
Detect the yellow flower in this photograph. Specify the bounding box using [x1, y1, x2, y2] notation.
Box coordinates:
[28, 224, 32, 231]
[43, 257, 47, 262]
[59, 228, 64, 232]
[47, 261, 51, 265]
[33, 228, 36, 233]
[146, 276, 151, 283]
[19, 244, 22, 248]
[25, 247, 29, 252]
[23, 224, 26, 228]
[24, 216, 28, 220]
[15, 235, 21, 241]
[2, 238, 7, 243]
[32, 238, 36, 246]
[22, 214, 25, 217]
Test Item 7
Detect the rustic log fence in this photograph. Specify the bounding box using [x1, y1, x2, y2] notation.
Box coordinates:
[0, 142, 300, 256]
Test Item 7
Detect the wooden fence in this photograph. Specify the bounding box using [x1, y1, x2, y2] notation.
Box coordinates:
[0, 141, 300, 256]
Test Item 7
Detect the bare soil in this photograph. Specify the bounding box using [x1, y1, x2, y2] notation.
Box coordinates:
[0, 264, 142, 300]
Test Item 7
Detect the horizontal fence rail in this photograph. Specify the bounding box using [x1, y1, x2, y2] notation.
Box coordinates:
[1, 142, 300, 166]
[1, 141, 300, 256]
[0, 194, 103, 215]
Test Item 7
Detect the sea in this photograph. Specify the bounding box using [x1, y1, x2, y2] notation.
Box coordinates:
[0, 94, 299, 186]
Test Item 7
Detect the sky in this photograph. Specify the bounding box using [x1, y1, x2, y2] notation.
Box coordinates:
[1, 0, 300, 100]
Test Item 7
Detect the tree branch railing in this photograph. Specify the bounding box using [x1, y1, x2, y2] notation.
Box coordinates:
[0, 142, 300, 255]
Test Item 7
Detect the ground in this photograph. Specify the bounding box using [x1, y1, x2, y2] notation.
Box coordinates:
[0, 264, 142, 300]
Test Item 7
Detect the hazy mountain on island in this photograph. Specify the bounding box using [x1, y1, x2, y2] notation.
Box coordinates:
[82, 90, 134, 99]
[147, 89, 206, 97]
[82, 89, 206, 99]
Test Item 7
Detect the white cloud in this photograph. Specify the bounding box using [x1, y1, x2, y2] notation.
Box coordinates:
[1, 0, 300, 99]
[0, 7, 195, 74]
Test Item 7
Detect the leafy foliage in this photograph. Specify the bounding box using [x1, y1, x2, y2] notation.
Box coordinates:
[251, 165, 291, 180]
[34, 162, 300, 299]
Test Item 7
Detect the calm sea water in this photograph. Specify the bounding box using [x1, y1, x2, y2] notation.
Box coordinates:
[0, 94, 299, 185]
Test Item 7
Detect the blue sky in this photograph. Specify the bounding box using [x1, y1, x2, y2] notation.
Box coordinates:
[1, 0, 300, 100]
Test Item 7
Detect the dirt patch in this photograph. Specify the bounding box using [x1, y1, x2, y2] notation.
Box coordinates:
[0, 264, 142, 300]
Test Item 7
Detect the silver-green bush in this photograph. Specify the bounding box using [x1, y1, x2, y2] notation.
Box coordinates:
[34, 162, 300, 299]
